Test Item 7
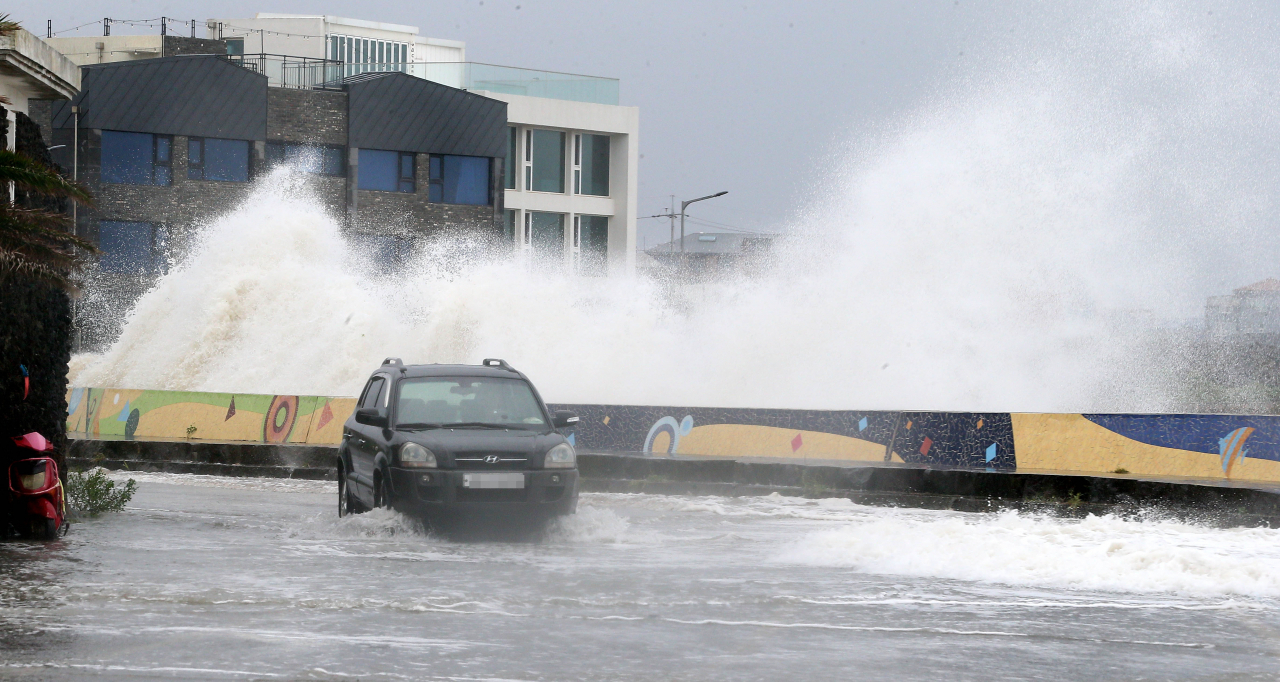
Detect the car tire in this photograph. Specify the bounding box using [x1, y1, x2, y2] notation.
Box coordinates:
[338, 467, 349, 518]
[374, 474, 392, 511]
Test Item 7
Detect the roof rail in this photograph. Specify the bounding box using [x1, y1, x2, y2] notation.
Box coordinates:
[482, 358, 516, 371]
[382, 357, 403, 367]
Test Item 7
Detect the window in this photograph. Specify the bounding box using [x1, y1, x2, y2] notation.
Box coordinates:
[101, 131, 172, 186]
[330, 34, 408, 74]
[504, 210, 518, 245]
[577, 215, 609, 276]
[360, 376, 387, 409]
[528, 211, 565, 268]
[396, 377, 546, 428]
[505, 127, 517, 190]
[97, 221, 165, 274]
[225, 38, 244, 56]
[187, 137, 250, 182]
[429, 155, 491, 205]
[265, 142, 345, 176]
[527, 129, 565, 193]
[358, 149, 415, 192]
[574, 134, 610, 196]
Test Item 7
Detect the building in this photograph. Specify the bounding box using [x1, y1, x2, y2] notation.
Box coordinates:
[646, 232, 774, 279]
[41, 12, 639, 277]
[1206, 278, 1280, 340]
[45, 34, 227, 66]
[33, 53, 507, 275]
[209, 13, 639, 276]
[1, 26, 79, 145]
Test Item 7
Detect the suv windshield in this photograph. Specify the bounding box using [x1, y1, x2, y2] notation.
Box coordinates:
[395, 377, 547, 429]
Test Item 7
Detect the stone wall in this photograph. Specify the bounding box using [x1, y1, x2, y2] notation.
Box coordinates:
[0, 107, 73, 512]
[161, 36, 227, 56]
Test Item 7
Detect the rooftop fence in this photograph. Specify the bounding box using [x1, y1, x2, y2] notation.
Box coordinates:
[225, 54, 620, 105]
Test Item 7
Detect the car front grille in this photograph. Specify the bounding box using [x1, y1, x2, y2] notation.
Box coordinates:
[454, 456, 529, 471]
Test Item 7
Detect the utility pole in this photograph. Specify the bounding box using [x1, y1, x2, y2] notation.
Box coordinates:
[47, 20, 51, 38]
[191, 20, 196, 38]
[668, 195, 676, 253]
[103, 18, 110, 36]
[160, 16, 167, 36]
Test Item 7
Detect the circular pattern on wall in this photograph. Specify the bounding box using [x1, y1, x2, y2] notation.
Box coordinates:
[263, 395, 299, 443]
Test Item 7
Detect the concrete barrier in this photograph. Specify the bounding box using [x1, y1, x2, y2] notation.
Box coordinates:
[66, 387, 1280, 486]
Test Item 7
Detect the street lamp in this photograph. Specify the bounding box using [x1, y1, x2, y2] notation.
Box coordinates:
[679, 191, 728, 274]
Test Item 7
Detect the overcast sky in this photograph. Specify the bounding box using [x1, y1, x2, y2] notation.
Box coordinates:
[20, 1, 982, 248]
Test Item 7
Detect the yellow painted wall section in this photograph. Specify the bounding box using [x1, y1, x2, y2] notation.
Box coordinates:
[1011, 413, 1280, 483]
[677, 424, 887, 462]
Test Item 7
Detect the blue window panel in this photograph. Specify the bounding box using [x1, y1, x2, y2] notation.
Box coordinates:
[98, 221, 155, 273]
[359, 149, 399, 191]
[203, 138, 250, 182]
[101, 131, 154, 185]
[441, 156, 490, 205]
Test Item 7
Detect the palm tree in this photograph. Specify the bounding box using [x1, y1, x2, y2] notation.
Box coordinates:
[0, 140, 97, 291]
[0, 16, 96, 291]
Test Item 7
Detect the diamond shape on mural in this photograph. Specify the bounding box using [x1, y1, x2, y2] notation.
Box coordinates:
[976, 418, 984, 430]
[317, 401, 334, 430]
[791, 433, 803, 452]
[225, 397, 236, 421]
[986, 442, 998, 462]
[858, 417, 868, 432]
[920, 437, 932, 456]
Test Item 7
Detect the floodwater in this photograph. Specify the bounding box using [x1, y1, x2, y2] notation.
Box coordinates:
[2, 473, 1280, 681]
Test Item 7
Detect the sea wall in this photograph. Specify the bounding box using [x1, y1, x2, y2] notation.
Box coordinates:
[66, 387, 1280, 486]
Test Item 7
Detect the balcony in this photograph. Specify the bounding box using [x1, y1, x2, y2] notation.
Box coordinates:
[225, 54, 619, 105]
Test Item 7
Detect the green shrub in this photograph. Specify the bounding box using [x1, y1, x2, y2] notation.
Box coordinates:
[67, 468, 137, 516]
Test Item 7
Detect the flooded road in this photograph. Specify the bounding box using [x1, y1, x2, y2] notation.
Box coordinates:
[2, 473, 1280, 681]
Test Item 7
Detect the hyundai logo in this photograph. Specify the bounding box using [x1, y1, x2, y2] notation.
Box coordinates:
[483, 455, 500, 464]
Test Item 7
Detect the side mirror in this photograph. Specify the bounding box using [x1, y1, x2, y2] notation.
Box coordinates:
[552, 410, 579, 429]
[355, 407, 389, 428]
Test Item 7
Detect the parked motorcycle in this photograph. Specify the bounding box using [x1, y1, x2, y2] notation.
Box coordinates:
[6, 432, 68, 539]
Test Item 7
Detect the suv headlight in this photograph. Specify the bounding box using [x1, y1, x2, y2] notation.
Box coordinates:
[399, 442, 437, 468]
[544, 442, 576, 469]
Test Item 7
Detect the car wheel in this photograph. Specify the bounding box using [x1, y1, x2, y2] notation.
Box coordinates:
[374, 474, 392, 510]
[338, 467, 349, 518]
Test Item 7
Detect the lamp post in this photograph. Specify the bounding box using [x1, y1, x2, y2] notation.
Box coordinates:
[679, 190, 728, 274]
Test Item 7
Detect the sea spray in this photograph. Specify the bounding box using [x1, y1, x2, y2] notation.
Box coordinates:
[71, 2, 1280, 412]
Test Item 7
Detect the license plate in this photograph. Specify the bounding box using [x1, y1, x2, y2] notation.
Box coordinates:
[462, 473, 525, 489]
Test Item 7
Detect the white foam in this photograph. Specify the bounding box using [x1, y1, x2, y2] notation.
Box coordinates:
[774, 508, 1280, 598]
[67, 8, 1280, 412]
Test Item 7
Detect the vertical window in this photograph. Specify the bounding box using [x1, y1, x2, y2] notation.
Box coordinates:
[187, 137, 250, 182]
[529, 212, 565, 268]
[528, 129, 565, 193]
[578, 215, 609, 276]
[524, 130, 532, 190]
[577, 134, 610, 196]
[101, 131, 171, 186]
[429, 155, 491, 205]
[225, 38, 244, 56]
[505, 127, 517, 190]
[361, 377, 387, 409]
[98, 221, 164, 273]
[358, 149, 415, 192]
[504, 210, 518, 245]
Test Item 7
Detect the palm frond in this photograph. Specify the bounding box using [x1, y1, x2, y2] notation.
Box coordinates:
[0, 150, 93, 204]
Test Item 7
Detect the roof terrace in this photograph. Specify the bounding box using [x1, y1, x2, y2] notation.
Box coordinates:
[225, 54, 619, 105]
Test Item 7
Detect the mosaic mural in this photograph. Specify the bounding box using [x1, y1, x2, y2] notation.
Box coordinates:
[65, 387, 355, 446]
[65, 387, 1280, 483]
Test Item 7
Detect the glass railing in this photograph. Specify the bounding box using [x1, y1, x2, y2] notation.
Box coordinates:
[224, 54, 345, 90]
[228, 55, 621, 105]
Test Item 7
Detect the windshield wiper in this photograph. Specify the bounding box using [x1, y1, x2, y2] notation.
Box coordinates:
[396, 422, 444, 431]
[442, 422, 517, 430]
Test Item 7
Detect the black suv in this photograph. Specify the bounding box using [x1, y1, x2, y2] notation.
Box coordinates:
[338, 358, 579, 524]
